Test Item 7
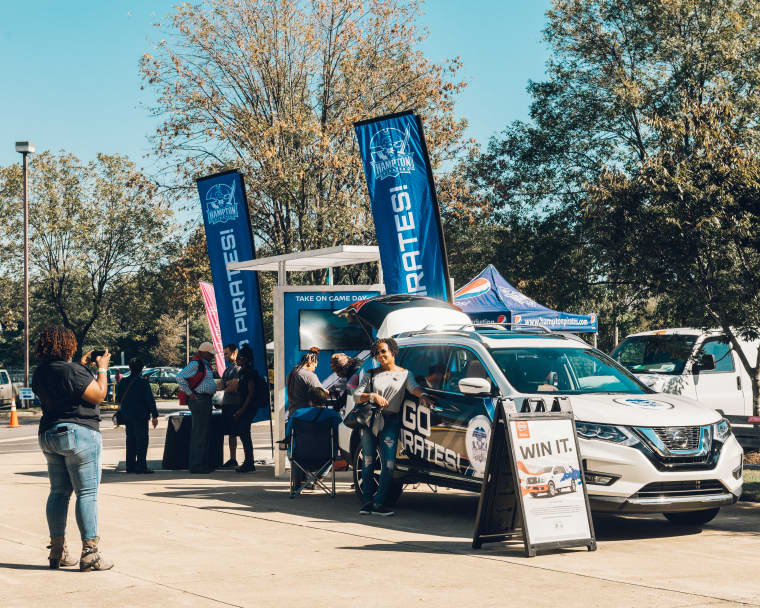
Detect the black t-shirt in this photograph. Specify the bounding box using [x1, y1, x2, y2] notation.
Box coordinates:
[33, 360, 100, 433]
[237, 367, 263, 413]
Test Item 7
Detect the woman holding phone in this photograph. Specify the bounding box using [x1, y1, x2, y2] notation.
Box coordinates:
[33, 326, 114, 572]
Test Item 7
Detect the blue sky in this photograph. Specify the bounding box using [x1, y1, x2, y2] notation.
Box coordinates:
[0, 0, 551, 170]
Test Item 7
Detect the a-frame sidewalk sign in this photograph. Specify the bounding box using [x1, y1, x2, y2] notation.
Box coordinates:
[472, 399, 597, 557]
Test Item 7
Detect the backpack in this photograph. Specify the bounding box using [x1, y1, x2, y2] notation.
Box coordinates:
[177, 355, 208, 405]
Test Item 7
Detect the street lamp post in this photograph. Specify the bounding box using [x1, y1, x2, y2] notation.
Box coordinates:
[15, 141, 34, 389]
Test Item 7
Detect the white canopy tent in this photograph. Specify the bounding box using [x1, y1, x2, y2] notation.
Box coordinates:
[227, 245, 382, 476]
[227, 244, 382, 286]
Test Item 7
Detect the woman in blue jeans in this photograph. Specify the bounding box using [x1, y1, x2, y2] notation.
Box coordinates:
[32, 326, 113, 571]
[353, 338, 428, 516]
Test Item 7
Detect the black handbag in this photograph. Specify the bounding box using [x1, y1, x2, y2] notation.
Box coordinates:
[342, 369, 378, 430]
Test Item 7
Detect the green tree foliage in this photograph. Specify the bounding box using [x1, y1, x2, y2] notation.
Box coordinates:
[461, 0, 760, 408]
[588, 102, 760, 412]
[0, 151, 172, 357]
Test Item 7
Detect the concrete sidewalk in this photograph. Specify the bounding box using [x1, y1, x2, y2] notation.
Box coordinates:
[2, 441, 760, 607]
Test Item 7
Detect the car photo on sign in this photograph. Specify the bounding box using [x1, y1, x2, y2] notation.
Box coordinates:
[519, 463, 581, 499]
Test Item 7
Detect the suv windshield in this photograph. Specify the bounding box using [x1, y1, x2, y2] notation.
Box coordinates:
[491, 347, 648, 395]
[611, 335, 697, 375]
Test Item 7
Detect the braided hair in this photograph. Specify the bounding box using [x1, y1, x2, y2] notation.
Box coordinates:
[294, 347, 320, 372]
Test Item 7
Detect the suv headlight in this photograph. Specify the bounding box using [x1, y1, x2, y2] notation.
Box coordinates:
[576, 421, 639, 446]
[714, 419, 732, 443]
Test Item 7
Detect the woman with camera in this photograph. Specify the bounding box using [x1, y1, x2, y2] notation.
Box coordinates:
[32, 326, 114, 571]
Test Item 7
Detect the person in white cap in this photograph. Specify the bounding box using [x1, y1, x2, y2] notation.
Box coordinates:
[176, 342, 218, 473]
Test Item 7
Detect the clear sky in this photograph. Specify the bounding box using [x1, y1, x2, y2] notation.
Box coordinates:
[0, 0, 552, 170]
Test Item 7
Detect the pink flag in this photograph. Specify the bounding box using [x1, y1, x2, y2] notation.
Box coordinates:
[200, 281, 226, 374]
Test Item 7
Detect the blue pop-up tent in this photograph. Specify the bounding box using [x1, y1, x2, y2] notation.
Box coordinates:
[454, 265, 598, 333]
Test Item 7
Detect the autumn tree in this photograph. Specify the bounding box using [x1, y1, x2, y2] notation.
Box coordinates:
[0, 151, 173, 352]
[141, 0, 468, 265]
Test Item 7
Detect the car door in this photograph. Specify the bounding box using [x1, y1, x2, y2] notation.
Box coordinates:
[423, 346, 496, 480]
[396, 344, 452, 474]
[692, 337, 745, 416]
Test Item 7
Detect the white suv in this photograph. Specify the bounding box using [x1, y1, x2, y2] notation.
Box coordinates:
[332, 303, 743, 526]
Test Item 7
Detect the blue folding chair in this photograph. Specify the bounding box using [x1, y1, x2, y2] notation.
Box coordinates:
[287, 408, 341, 498]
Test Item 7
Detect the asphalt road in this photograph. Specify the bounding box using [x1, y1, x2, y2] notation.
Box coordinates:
[0, 403, 275, 457]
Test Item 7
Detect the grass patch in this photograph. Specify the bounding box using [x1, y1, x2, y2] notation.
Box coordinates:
[741, 469, 760, 502]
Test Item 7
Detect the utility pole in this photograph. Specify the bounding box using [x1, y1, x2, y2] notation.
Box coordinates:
[15, 142, 35, 388]
[186, 315, 190, 364]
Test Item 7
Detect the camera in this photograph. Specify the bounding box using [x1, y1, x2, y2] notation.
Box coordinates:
[91, 349, 107, 359]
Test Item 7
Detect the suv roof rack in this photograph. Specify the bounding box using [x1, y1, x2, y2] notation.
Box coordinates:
[473, 322, 554, 335]
[395, 322, 557, 340]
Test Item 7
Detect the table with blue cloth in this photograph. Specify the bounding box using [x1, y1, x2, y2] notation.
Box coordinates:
[161, 410, 225, 470]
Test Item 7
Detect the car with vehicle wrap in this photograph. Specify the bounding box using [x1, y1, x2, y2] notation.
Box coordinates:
[331, 296, 744, 526]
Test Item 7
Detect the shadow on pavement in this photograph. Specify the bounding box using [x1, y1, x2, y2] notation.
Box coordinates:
[16, 464, 757, 548]
[0, 563, 74, 571]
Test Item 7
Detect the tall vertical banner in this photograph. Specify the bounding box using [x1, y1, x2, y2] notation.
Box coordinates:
[199, 281, 226, 374]
[354, 110, 452, 301]
[196, 170, 271, 420]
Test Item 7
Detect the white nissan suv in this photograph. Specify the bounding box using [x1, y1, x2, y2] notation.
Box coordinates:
[332, 300, 743, 526]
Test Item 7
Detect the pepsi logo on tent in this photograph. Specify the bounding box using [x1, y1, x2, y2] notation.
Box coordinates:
[513, 314, 522, 324]
[454, 278, 491, 300]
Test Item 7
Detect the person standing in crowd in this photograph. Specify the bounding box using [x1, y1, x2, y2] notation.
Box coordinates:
[232, 344, 265, 473]
[176, 342, 217, 474]
[33, 326, 114, 571]
[329, 352, 361, 411]
[353, 338, 428, 517]
[220, 344, 241, 468]
[286, 347, 323, 415]
[116, 358, 158, 474]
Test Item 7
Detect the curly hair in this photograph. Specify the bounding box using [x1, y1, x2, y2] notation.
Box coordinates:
[36, 326, 78, 362]
[370, 337, 398, 358]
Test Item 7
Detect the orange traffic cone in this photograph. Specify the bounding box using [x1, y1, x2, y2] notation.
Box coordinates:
[8, 401, 21, 428]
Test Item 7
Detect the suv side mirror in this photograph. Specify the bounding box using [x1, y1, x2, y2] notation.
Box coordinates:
[459, 377, 491, 395]
[695, 354, 715, 373]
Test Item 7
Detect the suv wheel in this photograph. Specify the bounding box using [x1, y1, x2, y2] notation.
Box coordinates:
[664, 508, 720, 526]
[547, 481, 557, 497]
[351, 442, 403, 507]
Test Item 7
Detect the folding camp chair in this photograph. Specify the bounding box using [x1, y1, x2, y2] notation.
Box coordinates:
[288, 412, 338, 498]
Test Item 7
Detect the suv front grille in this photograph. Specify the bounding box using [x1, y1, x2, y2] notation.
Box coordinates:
[650, 426, 702, 451]
[633, 480, 726, 499]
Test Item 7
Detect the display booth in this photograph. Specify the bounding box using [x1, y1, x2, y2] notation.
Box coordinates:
[228, 245, 384, 476]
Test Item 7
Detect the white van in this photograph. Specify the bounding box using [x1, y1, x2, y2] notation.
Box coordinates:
[612, 328, 760, 449]
[0, 369, 12, 406]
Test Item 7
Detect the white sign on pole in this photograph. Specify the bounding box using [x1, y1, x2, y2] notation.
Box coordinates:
[20, 388, 34, 400]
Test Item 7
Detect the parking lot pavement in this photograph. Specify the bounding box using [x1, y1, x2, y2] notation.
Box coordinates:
[1, 442, 759, 608]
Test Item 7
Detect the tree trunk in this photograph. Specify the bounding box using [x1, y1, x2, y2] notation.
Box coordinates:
[753, 343, 760, 417]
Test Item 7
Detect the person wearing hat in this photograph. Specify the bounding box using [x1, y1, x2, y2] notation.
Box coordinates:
[176, 342, 218, 473]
